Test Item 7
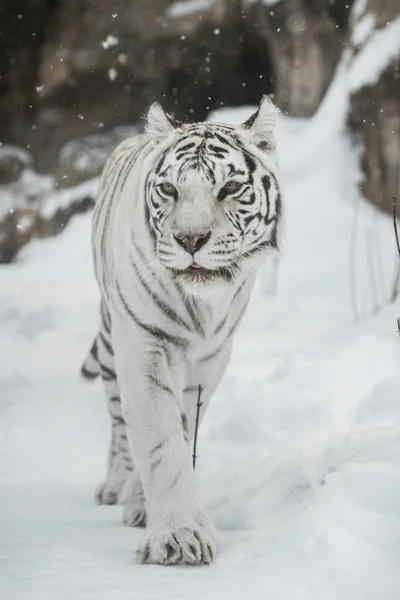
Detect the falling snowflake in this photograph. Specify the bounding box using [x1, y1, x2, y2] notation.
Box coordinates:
[101, 35, 119, 49]
[108, 68, 118, 81]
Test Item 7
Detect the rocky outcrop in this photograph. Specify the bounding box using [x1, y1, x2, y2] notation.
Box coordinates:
[0, 146, 96, 263]
[1, 0, 352, 174]
[347, 0, 400, 216]
[244, 0, 353, 117]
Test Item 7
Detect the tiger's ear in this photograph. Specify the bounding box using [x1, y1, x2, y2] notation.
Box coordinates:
[146, 102, 179, 141]
[240, 95, 278, 152]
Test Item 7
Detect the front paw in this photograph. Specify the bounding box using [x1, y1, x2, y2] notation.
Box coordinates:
[138, 523, 217, 565]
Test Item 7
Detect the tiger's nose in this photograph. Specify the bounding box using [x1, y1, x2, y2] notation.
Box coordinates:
[174, 231, 211, 255]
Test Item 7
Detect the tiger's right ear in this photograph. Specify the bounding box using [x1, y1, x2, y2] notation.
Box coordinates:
[146, 102, 179, 142]
[240, 95, 278, 152]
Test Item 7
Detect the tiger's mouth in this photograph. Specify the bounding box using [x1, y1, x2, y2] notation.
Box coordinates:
[170, 264, 234, 283]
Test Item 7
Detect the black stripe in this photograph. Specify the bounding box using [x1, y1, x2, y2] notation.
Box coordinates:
[130, 254, 192, 332]
[101, 302, 111, 334]
[150, 440, 165, 457]
[246, 236, 275, 256]
[214, 314, 228, 335]
[181, 413, 189, 441]
[174, 285, 205, 337]
[81, 365, 99, 380]
[208, 144, 229, 155]
[99, 331, 114, 356]
[146, 374, 174, 396]
[90, 338, 98, 361]
[100, 364, 117, 380]
[199, 346, 224, 363]
[150, 457, 162, 473]
[169, 466, 183, 490]
[131, 234, 170, 297]
[242, 107, 259, 129]
[232, 282, 244, 301]
[99, 149, 141, 296]
[116, 281, 189, 352]
[238, 190, 256, 205]
[261, 175, 271, 223]
[200, 303, 248, 363]
[226, 302, 248, 340]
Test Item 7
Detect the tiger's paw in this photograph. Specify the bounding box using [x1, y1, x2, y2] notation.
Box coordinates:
[138, 523, 217, 565]
[95, 481, 121, 506]
[121, 473, 147, 527]
[95, 464, 130, 505]
[123, 497, 147, 528]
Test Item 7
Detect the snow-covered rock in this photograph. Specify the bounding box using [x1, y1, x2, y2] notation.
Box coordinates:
[347, 0, 400, 216]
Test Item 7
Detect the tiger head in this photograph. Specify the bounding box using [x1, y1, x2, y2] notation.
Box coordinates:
[144, 97, 283, 295]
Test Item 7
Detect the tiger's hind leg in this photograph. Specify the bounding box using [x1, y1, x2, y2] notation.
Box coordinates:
[95, 371, 134, 506]
[91, 302, 141, 508]
[82, 304, 146, 523]
[81, 336, 125, 503]
[100, 353, 147, 524]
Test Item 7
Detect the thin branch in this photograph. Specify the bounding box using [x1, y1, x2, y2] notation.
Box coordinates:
[192, 385, 203, 470]
[393, 196, 400, 258]
[392, 196, 400, 302]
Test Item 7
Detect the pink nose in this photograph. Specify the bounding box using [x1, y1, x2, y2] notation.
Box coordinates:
[174, 231, 211, 254]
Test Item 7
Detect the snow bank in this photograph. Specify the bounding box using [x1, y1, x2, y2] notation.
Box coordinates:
[348, 15, 400, 92]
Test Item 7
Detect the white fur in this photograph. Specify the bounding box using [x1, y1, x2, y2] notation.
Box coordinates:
[241, 94, 279, 151]
[145, 102, 177, 141]
[89, 102, 283, 565]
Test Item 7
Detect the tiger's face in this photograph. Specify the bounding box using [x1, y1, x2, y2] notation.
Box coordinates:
[144, 97, 283, 294]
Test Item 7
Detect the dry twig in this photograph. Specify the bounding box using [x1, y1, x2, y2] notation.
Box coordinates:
[393, 196, 400, 258]
[392, 196, 400, 302]
[192, 385, 203, 470]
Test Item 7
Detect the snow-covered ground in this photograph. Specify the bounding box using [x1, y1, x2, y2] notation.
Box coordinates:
[1, 70, 400, 599]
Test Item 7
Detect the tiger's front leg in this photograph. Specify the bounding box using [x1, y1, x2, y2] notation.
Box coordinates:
[113, 318, 217, 566]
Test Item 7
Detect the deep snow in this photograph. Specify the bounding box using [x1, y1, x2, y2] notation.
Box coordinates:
[1, 69, 400, 599]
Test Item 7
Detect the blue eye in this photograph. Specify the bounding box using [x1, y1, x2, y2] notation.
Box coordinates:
[159, 182, 177, 196]
[223, 181, 242, 194]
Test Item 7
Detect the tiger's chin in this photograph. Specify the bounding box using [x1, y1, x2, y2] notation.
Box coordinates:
[169, 265, 235, 297]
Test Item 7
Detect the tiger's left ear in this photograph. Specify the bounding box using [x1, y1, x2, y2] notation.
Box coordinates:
[240, 95, 278, 152]
[146, 102, 180, 142]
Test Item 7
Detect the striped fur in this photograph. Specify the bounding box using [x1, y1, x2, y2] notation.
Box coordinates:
[81, 96, 283, 565]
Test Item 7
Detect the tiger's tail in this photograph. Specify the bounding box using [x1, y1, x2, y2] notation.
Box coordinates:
[81, 336, 100, 381]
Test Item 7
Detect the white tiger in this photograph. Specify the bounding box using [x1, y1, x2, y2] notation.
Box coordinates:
[81, 96, 283, 565]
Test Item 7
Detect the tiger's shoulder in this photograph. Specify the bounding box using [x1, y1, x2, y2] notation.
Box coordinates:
[100, 133, 151, 183]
